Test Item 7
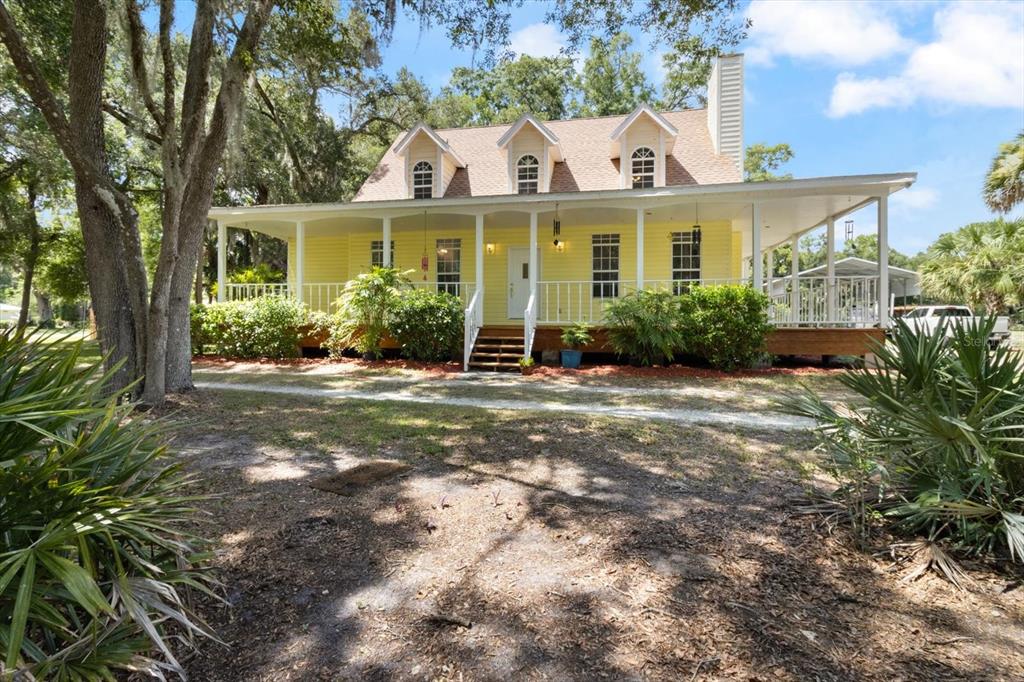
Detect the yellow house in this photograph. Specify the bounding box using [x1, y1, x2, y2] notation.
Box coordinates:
[208, 55, 916, 369]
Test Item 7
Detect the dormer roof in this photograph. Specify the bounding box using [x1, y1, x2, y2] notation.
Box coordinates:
[394, 122, 467, 167]
[495, 114, 563, 162]
[609, 104, 679, 141]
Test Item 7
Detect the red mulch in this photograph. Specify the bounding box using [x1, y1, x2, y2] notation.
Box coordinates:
[193, 355, 464, 375]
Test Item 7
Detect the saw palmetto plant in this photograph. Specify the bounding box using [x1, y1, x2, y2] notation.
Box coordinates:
[788, 317, 1024, 577]
[0, 330, 216, 680]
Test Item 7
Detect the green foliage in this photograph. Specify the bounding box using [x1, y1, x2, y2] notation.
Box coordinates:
[197, 297, 307, 359]
[388, 288, 464, 362]
[659, 36, 715, 109]
[679, 285, 771, 370]
[574, 33, 655, 117]
[0, 329, 215, 679]
[983, 131, 1024, 214]
[605, 289, 684, 366]
[920, 218, 1024, 314]
[230, 263, 287, 284]
[518, 355, 535, 368]
[35, 222, 89, 305]
[744, 142, 794, 182]
[560, 322, 592, 349]
[788, 317, 1024, 565]
[325, 267, 409, 358]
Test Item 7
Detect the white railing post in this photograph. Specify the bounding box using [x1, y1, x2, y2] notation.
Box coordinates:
[789, 235, 799, 323]
[524, 292, 537, 358]
[751, 203, 763, 291]
[382, 216, 392, 267]
[635, 207, 645, 290]
[463, 289, 483, 371]
[295, 221, 305, 305]
[216, 220, 227, 302]
[877, 195, 890, 328]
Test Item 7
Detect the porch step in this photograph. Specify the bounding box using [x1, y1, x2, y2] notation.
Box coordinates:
[468, 334, 525, 372]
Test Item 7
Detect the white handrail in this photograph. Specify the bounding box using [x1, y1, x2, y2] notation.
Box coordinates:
[768, 276, 880, 326]
[524, 291, 537, 359]
[463, 287, 484, 371]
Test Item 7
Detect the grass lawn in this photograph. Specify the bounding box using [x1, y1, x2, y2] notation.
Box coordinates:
[158, 365, 1023, 682]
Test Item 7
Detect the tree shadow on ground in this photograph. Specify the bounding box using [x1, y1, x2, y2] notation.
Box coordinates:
[168, 391, 1024, 681]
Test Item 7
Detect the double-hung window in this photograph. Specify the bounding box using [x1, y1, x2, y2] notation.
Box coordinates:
[631, 147, 655, 189]
[412, 161, 433, 199]
[671, 231, 701, 294]
[592, 233, 620, 298]
[517, 154, 539, 194]
[436, 238, 461, 296]
[370, 240, 395, 269]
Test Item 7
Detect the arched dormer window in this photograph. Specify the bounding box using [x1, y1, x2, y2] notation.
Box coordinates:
[517, 154, 539, 194]
[631, 147, 655, 189]
[412, 161, 433, 199]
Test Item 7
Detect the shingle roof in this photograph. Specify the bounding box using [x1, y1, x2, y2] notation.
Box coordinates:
[352, 109, 741, 202]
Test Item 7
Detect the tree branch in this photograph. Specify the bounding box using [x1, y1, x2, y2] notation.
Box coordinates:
[178, 0, 216, 178]
[123, 0, 164, 129]
[253, 77, 311, 193]
[102, 100, 163, 145]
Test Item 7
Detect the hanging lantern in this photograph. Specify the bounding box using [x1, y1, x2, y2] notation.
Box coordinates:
[420, 211, 429, 279]
[692, 203, 702, 245]
[552, 202, 561, 246]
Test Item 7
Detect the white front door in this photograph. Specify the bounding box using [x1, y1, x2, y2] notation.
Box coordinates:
[507, 247, 533, 319]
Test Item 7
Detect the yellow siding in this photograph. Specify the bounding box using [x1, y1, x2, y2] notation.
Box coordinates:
[289, 221, 741, 321]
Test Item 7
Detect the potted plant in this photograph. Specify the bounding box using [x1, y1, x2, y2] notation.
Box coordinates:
[518, 355, 537, 376]
[560, 322, 592, 369]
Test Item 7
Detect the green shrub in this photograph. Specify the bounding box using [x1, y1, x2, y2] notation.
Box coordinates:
[198, 297, 306, 359]
[325, 267, 409, 358]
[679, 285, 771, 370]
[0, 329, 215, 679]
[389, 289, 464, 361]
[560, 322, 593, 349]
[604, 289, 684, 366]
[229, 263, 285, 284]
[190, 302, 208, 354]
[788, 316, 1024, 570]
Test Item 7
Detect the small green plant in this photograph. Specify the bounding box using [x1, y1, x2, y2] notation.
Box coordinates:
[326, 267, 410, 358]
[788, 316, 1024, 578]
[389, 289, 464, 361]
[604, 289, 684, 366]
[518, 356, 535, 368]
[197, 297, 307, 359]
[229, 263, 286, 284]
[560, 322, 593, 349]
[678, 285, 772, 370]
[0, 329, 216, 678]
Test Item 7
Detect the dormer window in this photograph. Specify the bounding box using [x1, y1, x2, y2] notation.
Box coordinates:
[517, 155, 539, 194]
[631, 147, 655, 189]
[413, 161, 433, 199]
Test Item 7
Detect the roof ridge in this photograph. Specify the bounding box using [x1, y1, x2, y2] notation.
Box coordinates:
[430, 107, 707, 134]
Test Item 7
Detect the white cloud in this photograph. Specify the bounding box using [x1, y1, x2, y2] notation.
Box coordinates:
[509, 23, 566, 59]
[891, 186, 939, 211]
[745, 0, 909, 67]
[828, 1, 1024, 117]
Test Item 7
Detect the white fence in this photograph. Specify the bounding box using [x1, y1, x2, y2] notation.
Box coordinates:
[769, 276, 881, 327]
[224, 281, 476, 313]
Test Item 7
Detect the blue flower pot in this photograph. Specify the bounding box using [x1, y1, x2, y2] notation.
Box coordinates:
[561, 349, 583, 369]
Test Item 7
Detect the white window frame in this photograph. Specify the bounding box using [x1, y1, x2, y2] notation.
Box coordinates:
[436, 238, 461, 296]
[516, 154, 539, 194]
[412, 161, 433, 199]
[671, 231, 701, 294]
[370, 240, 395, 269]
[631, 147, 655, 189]
[592, 233, 620, 298]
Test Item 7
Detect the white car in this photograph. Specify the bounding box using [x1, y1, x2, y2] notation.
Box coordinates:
[900, 305, 1011, 348]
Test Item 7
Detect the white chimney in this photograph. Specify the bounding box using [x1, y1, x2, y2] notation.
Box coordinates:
[707, 53, 744, 173]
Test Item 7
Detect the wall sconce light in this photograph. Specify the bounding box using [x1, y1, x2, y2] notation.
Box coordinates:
[553, 239, 564, 253]
[485, 243, 495, 255]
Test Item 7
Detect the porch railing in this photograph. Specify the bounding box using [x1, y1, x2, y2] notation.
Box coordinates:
[768, 276, 881, 327]
[463, 287, 483, 371]
[536, 280, 637, 324]
[524, 291, 537, 358]
[224, 281, 476, 313]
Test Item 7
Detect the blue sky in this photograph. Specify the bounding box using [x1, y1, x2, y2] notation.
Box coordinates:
[361, 0, 1024, 255]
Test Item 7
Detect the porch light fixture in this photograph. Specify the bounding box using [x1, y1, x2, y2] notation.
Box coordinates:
[554, 240, 565, 253]
[486, 243, 495, 255]
[552, 202, 561, 246]
[692, 204, 702, 245]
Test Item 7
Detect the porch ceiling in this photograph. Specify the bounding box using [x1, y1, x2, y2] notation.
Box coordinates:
[210, 172, 915, 249]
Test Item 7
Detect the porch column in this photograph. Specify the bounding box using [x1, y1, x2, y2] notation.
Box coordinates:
[877, 195, 890, 328]
[790, 235, 799, 323]
[635, 208, 645, 289]
[216, 220, 227, 302]
[766, 248, 774, 295]
[382, 216, 392, 267]
[528, 211, 538, 293]
[751, 203, 763, 290]
[826, 217, 836, 323]
[475, 214, 484, 293]
[295, 221, 305, 305]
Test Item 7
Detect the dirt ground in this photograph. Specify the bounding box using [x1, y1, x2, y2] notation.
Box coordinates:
[164, 384, 1024, 682]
